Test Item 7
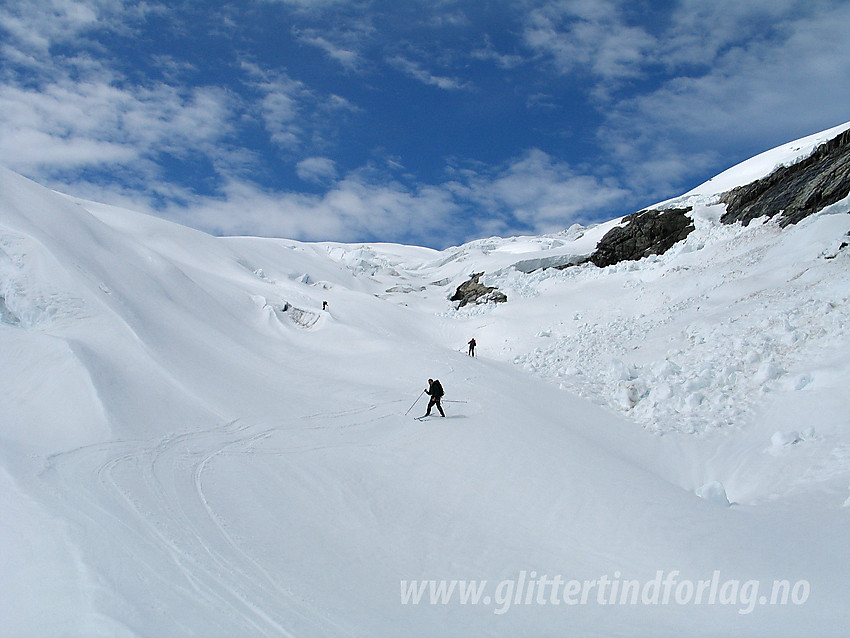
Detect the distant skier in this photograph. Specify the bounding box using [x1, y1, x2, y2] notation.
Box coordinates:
[467, 338, 476, 356]
[322, 301, 328, 310]
[424, 378, 446, 417]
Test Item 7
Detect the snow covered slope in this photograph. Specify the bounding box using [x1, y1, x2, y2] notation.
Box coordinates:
[1, 124, 850, 637]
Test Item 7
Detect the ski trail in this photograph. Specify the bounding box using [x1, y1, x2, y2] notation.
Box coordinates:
[27, 399, 416, 636]
[35, 420, 360, 637]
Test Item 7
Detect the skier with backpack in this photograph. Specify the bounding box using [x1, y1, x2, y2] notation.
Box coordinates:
[424, 378, 446, 417]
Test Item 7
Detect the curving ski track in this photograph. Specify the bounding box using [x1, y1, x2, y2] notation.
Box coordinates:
[34, 407, 401, 637]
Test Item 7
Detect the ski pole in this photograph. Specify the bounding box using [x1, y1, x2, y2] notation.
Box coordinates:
[404, 390, 426, 415]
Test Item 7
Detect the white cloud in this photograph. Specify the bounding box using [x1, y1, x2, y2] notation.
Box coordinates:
[157, 172, 462, 247]
[3, 0, 846, 250]
[242, 61, 359, 154]
[0, 79, 236, 175]
[0, 4, 367, 223]
[258, 0, 347, 10]
[0, 0, 240, 183]
[514, 0, 850, 199]
[426, 10, 471, 29]
[293, 19, 375, 72]
[387, 55, 470, 91]
[0, 0, 100, 54]
[0, 0, 162, 66]
[660, 0, 803, 69]
[471, 37, 524, 70]
[3, 0, 638, 247]
[299, 34, 361, 70]
[447, 149, 630, 234]
[522, 0, 657, 84]
[127, 148, 629, 247]
[296, 157, 338, 184]
[599, 1, 850, 194]
[258, 88, 303, 149]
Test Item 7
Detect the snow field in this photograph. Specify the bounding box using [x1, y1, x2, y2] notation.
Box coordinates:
[507, 218, 850, 438]
[1, 119, 850, 637]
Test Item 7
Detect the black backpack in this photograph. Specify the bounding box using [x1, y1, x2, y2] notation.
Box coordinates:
[432, 380, 444, 398]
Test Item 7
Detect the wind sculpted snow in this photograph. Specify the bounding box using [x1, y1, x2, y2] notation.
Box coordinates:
[1, 123, 850, 638]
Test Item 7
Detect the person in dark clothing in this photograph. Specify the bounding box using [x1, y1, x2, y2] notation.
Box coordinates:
[467, 338, 476, 356]
[425, 378, 446, 417]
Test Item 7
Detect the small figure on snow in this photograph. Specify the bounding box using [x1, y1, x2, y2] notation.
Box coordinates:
[425, 378, 446, 417]
[322, 300, 328, 310]
[467, 337, 476, 356]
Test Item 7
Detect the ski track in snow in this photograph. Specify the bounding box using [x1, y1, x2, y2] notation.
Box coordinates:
[29, 395, 423, 637]
[37, 417, 379, 637]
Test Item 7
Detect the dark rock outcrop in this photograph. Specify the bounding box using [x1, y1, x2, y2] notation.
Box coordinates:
[589, 207, 694, 268]
[721, 128, 850, 227]
[450, 272, 507, 307]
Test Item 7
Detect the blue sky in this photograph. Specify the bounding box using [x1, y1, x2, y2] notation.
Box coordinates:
[1, 0, 848, 248]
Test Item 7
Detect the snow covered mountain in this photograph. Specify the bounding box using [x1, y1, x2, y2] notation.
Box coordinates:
[2, 123, 850, 637]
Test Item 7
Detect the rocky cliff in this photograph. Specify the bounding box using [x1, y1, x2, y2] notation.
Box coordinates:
[720, 128, 850, 227]
[585, 127, 850, 269]
[450, 272, 508, 307]
[589, 207, 694, 268]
